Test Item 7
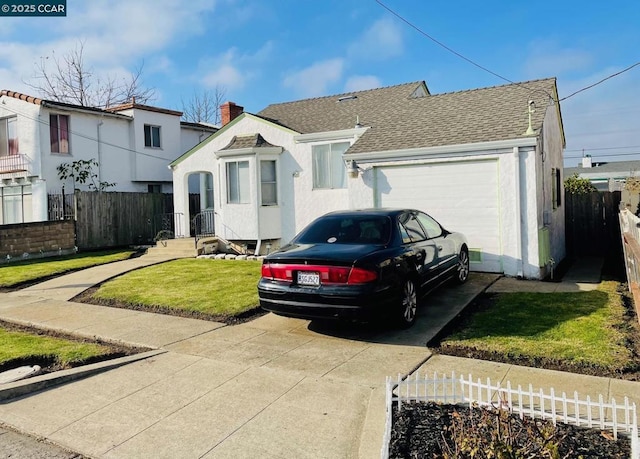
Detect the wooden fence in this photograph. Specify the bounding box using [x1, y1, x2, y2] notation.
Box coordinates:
[74, 191, 174, 249]
[565, 191, 621, 257]
[47, 191, 202, 250]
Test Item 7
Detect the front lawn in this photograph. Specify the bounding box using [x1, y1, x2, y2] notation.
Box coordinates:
[85, 259, 262, 321]
[0, 250, 137, 288]
[0, 321, 139, 373]
[437, 281, 638, 377]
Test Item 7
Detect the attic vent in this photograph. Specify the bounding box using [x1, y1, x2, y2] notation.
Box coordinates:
[410, 86, 428, 99]
[337, 95, 357, 102]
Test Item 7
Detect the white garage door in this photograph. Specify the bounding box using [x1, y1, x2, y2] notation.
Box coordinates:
[375, 160, 502, 273]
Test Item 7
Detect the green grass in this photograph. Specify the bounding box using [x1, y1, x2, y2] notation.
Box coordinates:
[0, 250, 136, 288]
[0, 326, 115, 368]
[440, 281, 633, 371]
[91, 259, 262, 317]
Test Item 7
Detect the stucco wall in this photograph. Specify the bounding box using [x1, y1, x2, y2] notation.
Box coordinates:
[172, 115, 351, 243]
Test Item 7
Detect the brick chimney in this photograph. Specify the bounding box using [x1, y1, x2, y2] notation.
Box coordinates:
[221, 101, 244, 126]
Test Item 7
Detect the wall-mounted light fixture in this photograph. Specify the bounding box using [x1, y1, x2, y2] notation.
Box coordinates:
[524, 100, 536, 135]
[346, 160, 361, 178]
[292, 170, 300, 178]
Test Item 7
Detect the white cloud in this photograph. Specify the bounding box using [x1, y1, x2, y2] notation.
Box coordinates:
[344, 75, 382, 92]
[523, 40, 593, 78]
[283, 59, 345, 98]
[347, 17, 403, 61]
[198, 42, 274, 91]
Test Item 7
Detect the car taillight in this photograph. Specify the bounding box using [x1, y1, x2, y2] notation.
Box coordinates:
[261, 263, 377, 285]
[347, 267, 378, 284]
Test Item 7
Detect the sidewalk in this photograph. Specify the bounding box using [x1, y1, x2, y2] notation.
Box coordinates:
[0, 253, 638, 458]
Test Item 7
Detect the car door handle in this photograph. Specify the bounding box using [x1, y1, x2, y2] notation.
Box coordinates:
[437, 245, 443, 251]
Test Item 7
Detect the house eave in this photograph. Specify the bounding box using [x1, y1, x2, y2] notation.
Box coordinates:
[294, 127, 370, 143]
[346, 137, 538, 163]
[215, 146, 283, 158]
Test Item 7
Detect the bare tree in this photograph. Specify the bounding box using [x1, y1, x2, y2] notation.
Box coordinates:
[25, 41, 155, 108]
[181, 86, 226, 125]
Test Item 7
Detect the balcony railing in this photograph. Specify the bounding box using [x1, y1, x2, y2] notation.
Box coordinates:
[0, 154, 32, 175]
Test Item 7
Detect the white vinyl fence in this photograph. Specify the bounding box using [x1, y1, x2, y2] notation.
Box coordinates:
[382, 372, 639, 459]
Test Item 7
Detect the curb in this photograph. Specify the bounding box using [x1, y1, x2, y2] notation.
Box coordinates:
[0, 349, 167, 402]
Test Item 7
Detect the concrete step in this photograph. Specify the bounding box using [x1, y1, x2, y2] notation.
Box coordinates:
[148, 238, 197, 257]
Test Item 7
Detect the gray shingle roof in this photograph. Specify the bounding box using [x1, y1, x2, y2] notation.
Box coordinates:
[565, 160, 640, 176]
[257, 78, 560, 154]
[221, 133, 278, 150]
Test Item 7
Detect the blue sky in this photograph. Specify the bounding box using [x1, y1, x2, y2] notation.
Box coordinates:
[1, 0, 639, 167]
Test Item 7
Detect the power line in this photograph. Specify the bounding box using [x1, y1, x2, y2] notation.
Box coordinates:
[565, 151, 640, 159]
[375, 0, 639, 102]
[565, 145, 640, 153]
[559, 62, 640, 101]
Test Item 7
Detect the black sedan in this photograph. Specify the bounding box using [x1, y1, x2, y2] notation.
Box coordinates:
[258, 209, 469, 328]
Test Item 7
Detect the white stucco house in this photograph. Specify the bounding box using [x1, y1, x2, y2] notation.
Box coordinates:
[170, 78, 566, 279]
[0, 90, 217, 224]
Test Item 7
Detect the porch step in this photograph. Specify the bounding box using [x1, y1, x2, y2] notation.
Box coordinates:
[146, 237, 197, 258]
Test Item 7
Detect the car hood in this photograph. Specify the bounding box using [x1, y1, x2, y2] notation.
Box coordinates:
[265, 243, 384, 265]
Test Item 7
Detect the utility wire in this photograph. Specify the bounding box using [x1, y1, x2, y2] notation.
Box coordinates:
[375, 0, 639, 102]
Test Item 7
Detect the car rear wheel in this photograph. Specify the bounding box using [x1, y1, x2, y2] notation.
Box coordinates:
[396, 279, 418, 328]
[455, 248, 470, 284]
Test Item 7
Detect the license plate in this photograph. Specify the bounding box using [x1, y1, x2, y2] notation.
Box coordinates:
[297, 271, 320, 286]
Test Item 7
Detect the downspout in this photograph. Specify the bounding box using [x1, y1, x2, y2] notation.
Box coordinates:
[97, 118, 104, 184]
[513, 146, 524, 278]
[254, 154, 262, 256]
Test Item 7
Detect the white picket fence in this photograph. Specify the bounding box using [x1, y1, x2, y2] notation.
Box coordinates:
[382, 372, 639, 459]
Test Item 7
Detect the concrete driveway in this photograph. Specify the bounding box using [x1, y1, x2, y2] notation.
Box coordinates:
[0, 272, 497, 458]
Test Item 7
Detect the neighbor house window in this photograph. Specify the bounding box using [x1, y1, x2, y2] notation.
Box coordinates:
[261, 160, 277, 206]
[50, 114, 69, 154]
[144, 124, 161, 148]
[0, 185, 31, 225]
[312, 142, 349, 189]
[0, 117, 18, 157]
[148, 184, 162, 193]
[226, 161, 249, 204]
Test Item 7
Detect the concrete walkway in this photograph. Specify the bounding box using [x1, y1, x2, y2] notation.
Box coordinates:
[0, 254, 638, 458]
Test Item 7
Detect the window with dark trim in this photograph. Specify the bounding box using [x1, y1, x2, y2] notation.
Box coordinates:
[144, 124, 161, 148]
[552, 168, 562, 209]
[50, 114, 70, 154]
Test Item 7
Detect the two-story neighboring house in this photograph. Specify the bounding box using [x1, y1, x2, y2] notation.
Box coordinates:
[0, 90, 216, 224]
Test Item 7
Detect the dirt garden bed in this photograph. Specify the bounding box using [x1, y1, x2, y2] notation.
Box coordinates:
[389, 402, 631, 458]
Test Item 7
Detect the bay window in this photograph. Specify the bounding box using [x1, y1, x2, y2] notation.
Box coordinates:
[260, 160, 277, 206]
[226, 161, 250, 203]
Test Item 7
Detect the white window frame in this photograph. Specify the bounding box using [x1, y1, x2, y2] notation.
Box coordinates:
[0, 184, 32, 224]
[144, 124, 161, 148]
[260, 160, 277, 206]
[312, 142, 349, 189]
[226, 160, 250, 204]
[0, 116, 18, 157]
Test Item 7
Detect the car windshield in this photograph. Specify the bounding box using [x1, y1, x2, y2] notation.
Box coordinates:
[295, 215, 392, 245]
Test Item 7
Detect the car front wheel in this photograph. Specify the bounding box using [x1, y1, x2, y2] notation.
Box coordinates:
[455, 248, 470, 284]
[396, 279, 418, 328]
